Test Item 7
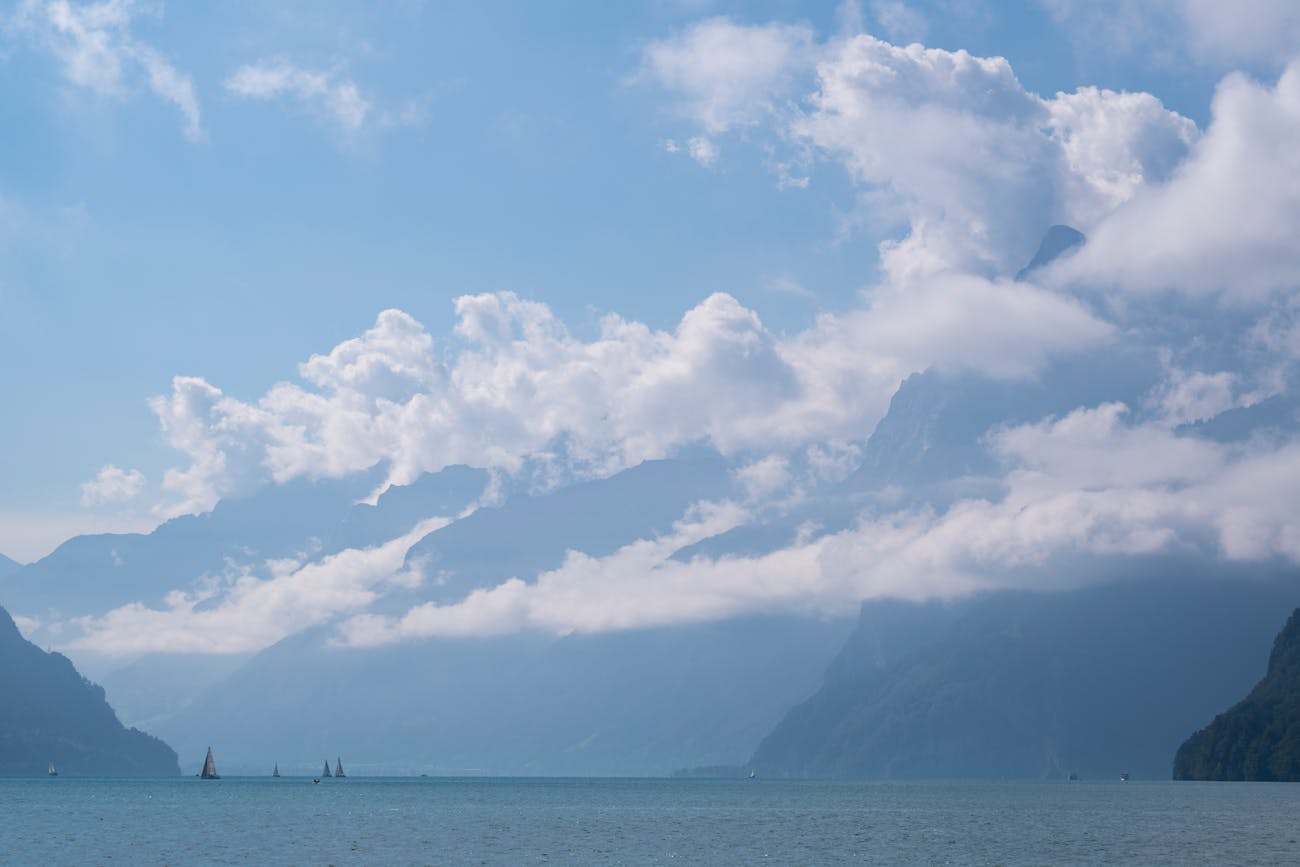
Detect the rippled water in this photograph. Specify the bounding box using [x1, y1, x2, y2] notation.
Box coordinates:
[3, 776, 1298, 865]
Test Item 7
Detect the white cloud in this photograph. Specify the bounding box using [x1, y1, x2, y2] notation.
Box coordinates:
[338, 500, 753, 644]
[1050, 61, 1300, 302]
[80, 463, 145, 506]
[643, 22, 1195, 277]
[734, 455, 793, 502]
[639, 17, 815, 134]
[1148, 369, 1248, 426]
[687, 135, 718, 166]
[143, 279, 1108, 519]
[65, 514, 453, 655]
[12, 0, 203, 140]
[1046, 86, 1198, 225]
[225, 60, 371, 135]
[339, 403, 1300, 644]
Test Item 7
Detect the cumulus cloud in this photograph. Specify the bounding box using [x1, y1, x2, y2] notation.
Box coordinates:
[1050, 61, 1300, 302]
[339, 403, 1300, 645]
[225, 60, 371, 135]
[144, 280, 1108, 519]
[643, 21, 1195, 278]
[80, 463, 145, 506]
[11, 0, 203, 140]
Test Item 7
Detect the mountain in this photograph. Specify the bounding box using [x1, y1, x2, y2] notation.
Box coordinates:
[1, 472, 384, 618]
[1173, 607, 1300, 781]
[0, 605, 178, 776]
[840, 352, 1157, 498]
[144, 452, 855, 775]
[1015, 224, 1086, 280]
[151, 614, 853, 777]
[325, 464, 489, 555]
[0, 553, 20, 580]
[396, 453, 732, 606]
[750, 565, 1300, 780]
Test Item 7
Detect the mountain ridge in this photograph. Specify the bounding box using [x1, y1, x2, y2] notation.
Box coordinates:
[0, 605, 179, 776]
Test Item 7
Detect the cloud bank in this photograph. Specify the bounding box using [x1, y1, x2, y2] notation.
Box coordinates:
[144, 281, 1107, 520]
[340, 403, 1300, 645]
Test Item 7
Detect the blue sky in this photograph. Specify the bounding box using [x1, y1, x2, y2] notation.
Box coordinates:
[1, 0, 1297, 561]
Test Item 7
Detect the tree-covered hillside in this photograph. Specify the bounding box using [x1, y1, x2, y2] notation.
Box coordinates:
[1174, 608, 1300, 781]
[0, 606, 179, 777]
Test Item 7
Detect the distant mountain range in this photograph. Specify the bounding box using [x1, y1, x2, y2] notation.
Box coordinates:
[750, 566, 1300, 780]
[1174, 607, 1300, 781]
[0, 605, 178, 776]
[3, 226, 1299, 779]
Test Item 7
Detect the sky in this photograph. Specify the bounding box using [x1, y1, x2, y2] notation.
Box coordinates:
[1, 0, 1299, 564]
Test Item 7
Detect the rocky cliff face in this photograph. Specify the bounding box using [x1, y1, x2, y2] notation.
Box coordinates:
[1174, 607, 1300, 781]
[0, 606, 179, 776]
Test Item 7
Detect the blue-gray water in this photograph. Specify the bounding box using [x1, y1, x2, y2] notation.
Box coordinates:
[3, 777, 1299, 865]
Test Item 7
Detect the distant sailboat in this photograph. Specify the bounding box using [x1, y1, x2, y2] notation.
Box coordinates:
[200, 747, 220, 780]
[47, 762, 57, 777]
[322, 761, 333, 779]
[272, 763, 280, 778]
[335, 758, 346, 778]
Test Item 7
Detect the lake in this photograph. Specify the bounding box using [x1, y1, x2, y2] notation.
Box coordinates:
[3, 776, 1297, 864]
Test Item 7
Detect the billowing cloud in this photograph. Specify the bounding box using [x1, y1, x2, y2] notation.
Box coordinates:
[11, 0, 203, 140]
[643, 22, 1195, 278]
[80, 463, 145, 506]
[1050, 61, 1300, 302]
[225, 60, 370, 135]
[145, 280, 1108, 519]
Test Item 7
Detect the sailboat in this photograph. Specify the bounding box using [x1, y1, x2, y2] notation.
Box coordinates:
[322, 760, 333, 779]
[272, 763, 280, 778]
[335, 758, 346, 778]
[200, 747, 220, 780]
[47, 762, 57, 777]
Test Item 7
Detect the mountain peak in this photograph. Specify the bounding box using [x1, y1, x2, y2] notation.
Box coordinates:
[1016, 225, 1086, 280]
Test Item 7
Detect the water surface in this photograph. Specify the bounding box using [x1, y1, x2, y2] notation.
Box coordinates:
[3, 776, 1297, 864]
